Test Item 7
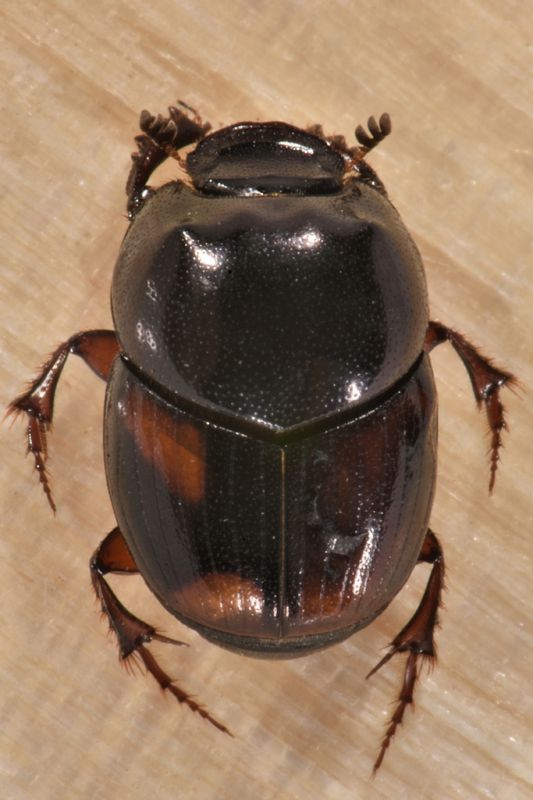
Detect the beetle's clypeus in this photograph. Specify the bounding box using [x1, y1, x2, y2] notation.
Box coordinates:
[9, 102, 515, 772]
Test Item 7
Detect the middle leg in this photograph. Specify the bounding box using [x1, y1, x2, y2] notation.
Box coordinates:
[425, 320, 516, 491]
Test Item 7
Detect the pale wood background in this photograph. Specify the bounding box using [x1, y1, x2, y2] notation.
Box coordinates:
[1, 3, 532, 799]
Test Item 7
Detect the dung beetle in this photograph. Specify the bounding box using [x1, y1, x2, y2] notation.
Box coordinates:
[9, 101, 515, 772]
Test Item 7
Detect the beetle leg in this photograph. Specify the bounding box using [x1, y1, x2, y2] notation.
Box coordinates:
[367, 529, 444, 774]
[125, 134, 167, 218]
[425, 320, 516, 491]
[7, 330, 119, 512]
[90, 527, 231, 735]
[324, 113, 390, 187]
[126, 102, 211, 217]
[354, 160, 388, 195]
[307, 117, 390, 196]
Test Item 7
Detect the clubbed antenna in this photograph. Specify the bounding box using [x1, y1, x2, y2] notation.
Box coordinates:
[355, 113, 391, 154]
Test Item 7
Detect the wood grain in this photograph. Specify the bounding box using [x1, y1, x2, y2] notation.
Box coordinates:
[1, 2, 532, 798]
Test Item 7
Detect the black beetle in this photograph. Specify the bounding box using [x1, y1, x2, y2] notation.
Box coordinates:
[9, 102, 515, 772]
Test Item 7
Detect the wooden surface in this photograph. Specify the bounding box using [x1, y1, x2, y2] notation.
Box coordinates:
[1, 3, 532, 798]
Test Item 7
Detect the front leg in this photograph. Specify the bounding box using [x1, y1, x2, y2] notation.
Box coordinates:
[126, 101, 211, 218]
[7, 330, 119, 511]
[425, 321, 516, 491]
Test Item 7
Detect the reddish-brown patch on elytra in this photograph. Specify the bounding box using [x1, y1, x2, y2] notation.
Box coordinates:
[125, 384, 206, 504]
[173, 573, 266, 628]
[298, 574, 354, 619]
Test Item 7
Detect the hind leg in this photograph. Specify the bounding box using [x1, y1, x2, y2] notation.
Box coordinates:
[90, 526, 231, 735]
[368, 529, 445, 773]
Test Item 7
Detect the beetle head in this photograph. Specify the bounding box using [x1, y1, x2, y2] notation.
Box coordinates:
[186, 122, 346, 196]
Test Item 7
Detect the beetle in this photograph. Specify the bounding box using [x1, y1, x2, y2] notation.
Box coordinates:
[9, 101, 515, 772]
